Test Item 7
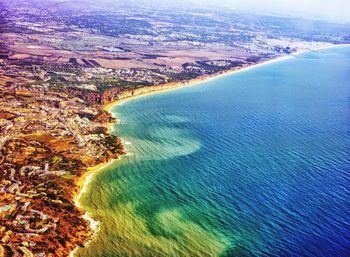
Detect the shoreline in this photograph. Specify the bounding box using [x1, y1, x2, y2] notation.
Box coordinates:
[103, 43, 349, 113]
[102, 55, 291, 112]
[70, 160, 119, 257]
[71, 43, 348, 256]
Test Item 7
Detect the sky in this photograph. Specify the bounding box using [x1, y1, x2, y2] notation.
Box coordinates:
[166, 0, 350, 23]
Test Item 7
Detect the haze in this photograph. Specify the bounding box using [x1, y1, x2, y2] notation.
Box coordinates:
[155, 0, 350, 23]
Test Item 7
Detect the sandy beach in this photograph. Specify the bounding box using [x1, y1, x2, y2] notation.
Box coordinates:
[70, 161, 118, 257]
[103, 44, 348, 113]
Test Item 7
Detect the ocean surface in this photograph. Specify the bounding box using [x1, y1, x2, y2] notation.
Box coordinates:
[77, 46, 350, 257]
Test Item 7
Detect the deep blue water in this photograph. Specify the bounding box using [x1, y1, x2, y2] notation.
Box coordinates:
[80, 46, 350, 257]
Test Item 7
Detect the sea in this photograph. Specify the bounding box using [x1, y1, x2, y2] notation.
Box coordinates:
[76, 46, 350, 257]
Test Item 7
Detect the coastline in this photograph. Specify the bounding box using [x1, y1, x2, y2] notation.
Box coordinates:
[70, 160, 118, 257]
[71, 43, 348, 256]
[102, 55, 292, 112]
[103, 43, 349, 113]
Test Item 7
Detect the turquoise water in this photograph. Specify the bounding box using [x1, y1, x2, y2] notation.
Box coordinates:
[78, 46, 350, 257]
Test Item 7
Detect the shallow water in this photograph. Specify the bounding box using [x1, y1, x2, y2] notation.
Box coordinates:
[77, 46, 350, 257]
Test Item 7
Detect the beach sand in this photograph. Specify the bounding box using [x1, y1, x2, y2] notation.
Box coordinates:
[103, 44, 349, 113]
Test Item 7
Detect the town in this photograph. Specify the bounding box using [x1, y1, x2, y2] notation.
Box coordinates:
[0, 85, 124, 256]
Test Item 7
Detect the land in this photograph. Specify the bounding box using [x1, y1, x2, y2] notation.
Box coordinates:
[2, 0, 349, 99]
[0, 0, 349, 256]
[0, 85, 124, 256]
